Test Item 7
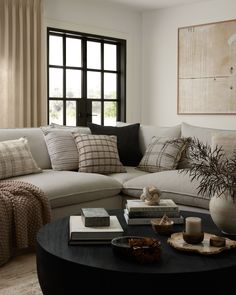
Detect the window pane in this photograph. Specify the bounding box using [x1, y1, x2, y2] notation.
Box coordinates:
[66, 69, 81, 98]
[87, 41, 101, 69]
[104, 44, 117, 71]
[66, 101, 76, 126]
[49, 100, 63, 125]
[87, 71, 101, 98]
[49, 68, 63, 97]
[104, 73, 117, 99]
[92, 101, 101, 125]
[49, 35, 63, 66]
[66, 38, 81, 67]
[104, 101, 116, 126]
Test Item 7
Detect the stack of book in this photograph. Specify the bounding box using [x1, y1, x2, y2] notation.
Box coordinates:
[124, 199, 184, 225]
[68, 215, 124, 245]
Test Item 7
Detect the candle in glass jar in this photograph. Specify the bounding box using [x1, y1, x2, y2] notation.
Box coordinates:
[185, 217, 202, 234]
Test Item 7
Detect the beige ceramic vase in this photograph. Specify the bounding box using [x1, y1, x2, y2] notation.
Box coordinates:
[209, 193, 236, 235]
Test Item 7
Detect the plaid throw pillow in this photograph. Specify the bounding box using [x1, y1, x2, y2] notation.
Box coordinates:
[0, 138, 42, 180]
[73, 133, 126, 174]
[138, 137, 186, 173]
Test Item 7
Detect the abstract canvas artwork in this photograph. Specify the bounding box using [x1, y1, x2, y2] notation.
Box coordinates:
[178, 19, 236, 114]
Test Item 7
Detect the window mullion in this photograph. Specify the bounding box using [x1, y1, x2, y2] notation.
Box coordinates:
[101, 41, 104, 126]
[63, 35, 66, 125]
[47, 28, 50, 124]
[80, 38, 87, 126]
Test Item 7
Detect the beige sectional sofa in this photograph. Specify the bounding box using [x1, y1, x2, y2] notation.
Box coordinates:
[1, 122, 233, 219]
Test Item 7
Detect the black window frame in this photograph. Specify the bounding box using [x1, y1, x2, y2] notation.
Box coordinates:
[47, 27, 126, 126]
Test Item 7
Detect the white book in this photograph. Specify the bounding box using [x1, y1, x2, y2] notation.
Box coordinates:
[126, 199, 179, 212]
[69, 215, 123, 241]
[124, 212, 184, 225]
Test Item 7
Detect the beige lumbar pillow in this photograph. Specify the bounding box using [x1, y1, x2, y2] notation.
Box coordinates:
[73, 133, 126, 174]
[0, 138, 41, 180]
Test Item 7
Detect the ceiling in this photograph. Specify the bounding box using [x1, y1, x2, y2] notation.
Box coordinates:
[101, 0, 211, 10]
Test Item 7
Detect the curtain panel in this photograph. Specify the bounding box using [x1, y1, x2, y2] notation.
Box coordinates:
[0, 0, 42, 128]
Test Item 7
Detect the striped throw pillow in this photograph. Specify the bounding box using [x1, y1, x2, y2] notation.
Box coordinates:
[138, 137, 186, 173]
[44, 131, 79, 171]
[73, 133, 126, 174]
[0, 138, 41, 180]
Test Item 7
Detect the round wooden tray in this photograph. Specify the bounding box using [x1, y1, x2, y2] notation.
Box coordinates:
[167, 232, 236, 255]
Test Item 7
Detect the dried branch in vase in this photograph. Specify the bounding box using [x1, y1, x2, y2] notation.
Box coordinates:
[165, 137, 236, 199]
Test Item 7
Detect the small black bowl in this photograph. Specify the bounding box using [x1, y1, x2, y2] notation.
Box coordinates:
[111, 236, 161, 264]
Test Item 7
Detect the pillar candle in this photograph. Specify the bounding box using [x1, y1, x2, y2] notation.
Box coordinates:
[185, 217, 202, 235]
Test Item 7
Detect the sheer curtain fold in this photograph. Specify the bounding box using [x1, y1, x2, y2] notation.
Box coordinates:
[0, 0, 42, 127]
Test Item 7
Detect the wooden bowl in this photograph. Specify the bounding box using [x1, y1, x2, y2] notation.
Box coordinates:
[111, 236, 161, 264]
[151, 219, 174, 236]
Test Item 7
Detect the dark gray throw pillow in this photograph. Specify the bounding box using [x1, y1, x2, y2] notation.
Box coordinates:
[88, 123, 142, 166]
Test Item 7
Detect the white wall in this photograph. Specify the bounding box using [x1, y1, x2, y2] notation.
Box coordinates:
[43, 0, 142, 123]
[142, 0, 236, 129]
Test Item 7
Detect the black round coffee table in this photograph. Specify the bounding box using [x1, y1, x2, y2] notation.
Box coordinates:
[36, 210, 236, 294]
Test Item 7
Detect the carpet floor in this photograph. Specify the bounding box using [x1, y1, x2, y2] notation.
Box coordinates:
[0, 253, 42, 295]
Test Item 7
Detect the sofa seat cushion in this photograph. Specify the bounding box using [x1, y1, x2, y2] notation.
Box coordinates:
[10, 170, 122, 209]
[109, 166, 149, 184]
[122, 170, 209, 209]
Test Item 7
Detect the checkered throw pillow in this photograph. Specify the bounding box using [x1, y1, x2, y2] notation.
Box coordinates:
[0, 138, 42, 180]
[73, 133, 126, 174]
[138, 137, 186, 172]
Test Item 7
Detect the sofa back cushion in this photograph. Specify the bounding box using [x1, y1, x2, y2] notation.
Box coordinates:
[212, 133, 236, 160]
[181, 122, 236, 144]
[179, 123, 236, 169]
[41, 123, 91, 135]
[0, 138, 42, 179]
[116, 122, 181, 154]
[0, 128, 51, 169]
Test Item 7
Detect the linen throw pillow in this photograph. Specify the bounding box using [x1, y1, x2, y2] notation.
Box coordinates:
[0, 138, 42, 180]
[73, 133, 126, 174]
[137, 137, 186, 173]
[44, 131, 79, 171]
[88, 123, 142, 166]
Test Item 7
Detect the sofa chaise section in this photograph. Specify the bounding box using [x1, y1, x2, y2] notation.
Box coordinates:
[122, 170, 209, 211]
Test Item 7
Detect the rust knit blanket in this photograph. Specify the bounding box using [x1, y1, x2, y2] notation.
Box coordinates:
[0, 180, 51, 266]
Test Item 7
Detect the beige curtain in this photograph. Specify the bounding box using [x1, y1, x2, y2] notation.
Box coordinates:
[0, 0, 42, 128]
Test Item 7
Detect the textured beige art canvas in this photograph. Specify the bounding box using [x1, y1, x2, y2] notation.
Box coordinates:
[178, 19, 236, 114]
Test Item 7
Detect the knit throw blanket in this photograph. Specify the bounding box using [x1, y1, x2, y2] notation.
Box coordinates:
[0, 180, 51, 266]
